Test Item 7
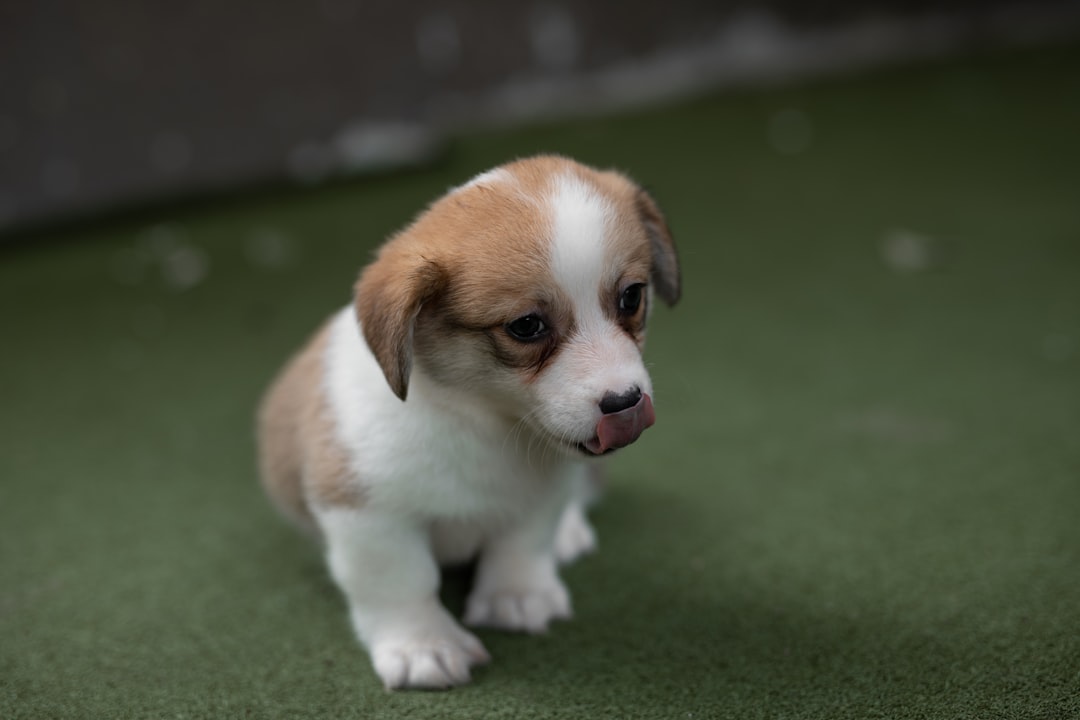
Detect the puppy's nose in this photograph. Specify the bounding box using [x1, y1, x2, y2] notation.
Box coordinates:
[599, 386, 643, 415]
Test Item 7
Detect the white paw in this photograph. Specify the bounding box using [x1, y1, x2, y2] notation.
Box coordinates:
[555, 502, 597, 565]
[464, 576, 572, 634]
[366, 615, 490, 690]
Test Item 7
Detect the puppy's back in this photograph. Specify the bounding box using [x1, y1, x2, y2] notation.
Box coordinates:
[256, 322, 332, 536]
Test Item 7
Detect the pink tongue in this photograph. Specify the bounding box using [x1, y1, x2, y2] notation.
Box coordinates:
[585, 394, 656, 455]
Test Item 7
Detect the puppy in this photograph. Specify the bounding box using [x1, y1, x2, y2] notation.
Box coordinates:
[256, 155, 680, 690]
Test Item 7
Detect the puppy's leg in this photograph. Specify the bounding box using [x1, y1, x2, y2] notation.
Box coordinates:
[464, 476, 574, 634]
[554, 501, 597, 565]
[554, 463, 601, 565]
[318, 508, 490, 690]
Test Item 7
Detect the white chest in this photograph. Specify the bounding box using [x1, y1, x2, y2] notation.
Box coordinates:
[323, 306, 560, 520]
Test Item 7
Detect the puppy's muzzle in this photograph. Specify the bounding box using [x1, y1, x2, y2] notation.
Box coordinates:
[582, 389, 656, 455]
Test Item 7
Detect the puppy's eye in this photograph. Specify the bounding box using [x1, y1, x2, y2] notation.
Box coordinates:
[505, 314, 548, 342]
[619, 284, 645, 315]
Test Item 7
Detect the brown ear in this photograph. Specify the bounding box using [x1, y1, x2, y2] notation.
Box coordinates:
[635, 189, 680, 306]
[354, 249, 444, 401]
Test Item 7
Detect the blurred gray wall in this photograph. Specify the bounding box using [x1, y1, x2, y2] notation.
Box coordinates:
[2, 0, 1078, 235]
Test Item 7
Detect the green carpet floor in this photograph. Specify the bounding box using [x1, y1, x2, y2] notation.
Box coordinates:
[3, 43, 1079, 720]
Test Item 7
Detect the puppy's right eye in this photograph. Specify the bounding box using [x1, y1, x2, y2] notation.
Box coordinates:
[505, 314, 548, 342]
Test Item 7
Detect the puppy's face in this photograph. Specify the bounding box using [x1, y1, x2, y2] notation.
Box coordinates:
[356, 156, 679, 458]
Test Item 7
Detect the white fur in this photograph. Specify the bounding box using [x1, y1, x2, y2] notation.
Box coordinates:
[528, 174, 653, 444]
[300, 162, 661, 691]
[555, 497, 598, 564]
[549, 174, 613, 315]
[319, 507, 490, 688]
[324, 307, 548, 519]
[319, 307, 587, 688]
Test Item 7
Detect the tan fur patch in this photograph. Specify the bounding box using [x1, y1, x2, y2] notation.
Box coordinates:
[257, 320, 363, 536]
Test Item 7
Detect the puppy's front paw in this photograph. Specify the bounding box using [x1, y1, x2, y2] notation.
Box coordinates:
[464, 576, 572, 634]
[368, 618, 490, 690]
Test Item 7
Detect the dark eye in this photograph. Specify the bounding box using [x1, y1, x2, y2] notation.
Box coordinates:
[619, 284, 645, 315]
[505, 314, 548, 342]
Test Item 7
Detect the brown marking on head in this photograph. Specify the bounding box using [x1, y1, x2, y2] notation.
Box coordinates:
[355, 160, 560, 397]
[354, 155, 679, 399]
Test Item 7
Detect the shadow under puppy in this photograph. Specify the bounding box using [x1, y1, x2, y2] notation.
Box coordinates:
[257, 155, 680, 690]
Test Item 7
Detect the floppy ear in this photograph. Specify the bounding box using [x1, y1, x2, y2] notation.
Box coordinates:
[354, 249, 444, 401]
[635, 189, 680, 306]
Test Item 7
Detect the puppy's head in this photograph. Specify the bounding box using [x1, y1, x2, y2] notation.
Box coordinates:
[355, 155, 679, 457]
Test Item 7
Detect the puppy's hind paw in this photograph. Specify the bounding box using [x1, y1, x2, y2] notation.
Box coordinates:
[555, 502, 597, 566]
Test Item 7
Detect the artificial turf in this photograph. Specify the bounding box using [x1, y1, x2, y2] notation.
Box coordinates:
[2, 42, 1079, 720]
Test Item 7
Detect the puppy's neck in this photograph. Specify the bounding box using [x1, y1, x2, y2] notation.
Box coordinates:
[406, 365, 572, 468]
[406, 364, 515, 426]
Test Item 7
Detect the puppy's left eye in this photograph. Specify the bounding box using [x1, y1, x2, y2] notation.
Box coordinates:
[618, 284, 645, 315]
